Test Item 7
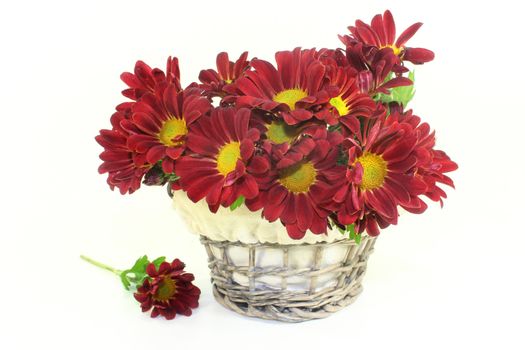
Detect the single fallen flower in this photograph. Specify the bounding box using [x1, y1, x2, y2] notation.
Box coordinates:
[80, 255, 201, 320]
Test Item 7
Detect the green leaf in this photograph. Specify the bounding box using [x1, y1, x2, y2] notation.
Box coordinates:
[345, 224, 356, 235]
[393, 70, 416, 107]
[130, 255, 149, 272]
[120, 270, 131, 290]
[167, 174, 180, 182]
[230, 195, 245, 211]
[119, 255, 150, 291]
[330, 220, 363, 244]
[343, 224, 362, 244]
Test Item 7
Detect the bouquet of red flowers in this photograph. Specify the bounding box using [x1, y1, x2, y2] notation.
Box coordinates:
[96, 9, 457, 241]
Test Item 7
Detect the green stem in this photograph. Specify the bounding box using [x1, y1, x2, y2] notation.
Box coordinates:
[80, 255, 122, 275]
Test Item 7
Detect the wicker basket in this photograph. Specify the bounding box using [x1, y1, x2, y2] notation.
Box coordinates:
[200, 235, 377, 322]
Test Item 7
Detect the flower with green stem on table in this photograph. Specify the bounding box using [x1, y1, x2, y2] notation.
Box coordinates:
[80, 255, 200, 320]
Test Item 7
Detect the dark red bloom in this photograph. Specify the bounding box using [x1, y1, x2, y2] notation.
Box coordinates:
[341, 10, 434, 65]
[121, 57, 181, 101]
[96, 103, 151, 194]
[199, 52, 250, 98]
[334, 117, 429, 236]
[134, 259, 200, 320]
[384, 107, 458, 207]
[346, 43, 413, 94]
[334, 108, 457, 236]
[235, 48, 329, 125]
[246, 130, 345, 239]
[176, 108, 269, 212]
[127, 86, 212, 173]
[316, 64, 375, 134]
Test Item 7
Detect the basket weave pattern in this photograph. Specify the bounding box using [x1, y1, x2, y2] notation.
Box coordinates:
[201, 235, 377, 322]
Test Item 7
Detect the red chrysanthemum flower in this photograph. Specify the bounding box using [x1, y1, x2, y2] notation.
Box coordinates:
[235, 48, 329, 125]
[95, 103, 151, 194]
[316, 64, 376, 134]
[246, 131, 345, 239]
[384, 106, 458, 206]
[134, 259, 201, 320]
[340, 10, 434, 65]
[345, 43, 413, 94]
[120, 57, 181, 101]
[334, 118, 430, 236]
[175, 107, 269, 212]
[127, 86, 212, 173]
[199, 52, 250, 98]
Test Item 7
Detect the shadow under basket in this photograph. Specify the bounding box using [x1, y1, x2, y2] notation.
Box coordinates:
[200, 235, 377, 322]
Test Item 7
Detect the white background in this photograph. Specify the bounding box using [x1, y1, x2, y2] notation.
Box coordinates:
[1, 0, 524, 349]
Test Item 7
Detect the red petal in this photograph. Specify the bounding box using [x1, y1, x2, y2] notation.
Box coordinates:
[383, 139, 415, 163]
[286, 224, 306, 239]
[263, 202, 286, 222]
[306, 62, 325, 95]
[146, 263, 158, 277]
[247, 156, 269, 174]
[403, 48, 435, 64]
[240, 174, 259, 199]
[158, 261, 171, 275]
[383, 10, 396, 45]
[365, 190, 396, 219]
[146, 145, 166, 164]
[240, 139, 254, 160]
[381, 77, 413, 90]
[162, 159, 175, 173]
[216, 52, 230, 79]
[334, 184, 349, 203]
[309, 214, 327, 234]
[280, 195, 296, 224]
[185, 175, 224, 202]
[295, 194, 313, 231]
[384, 177, 411, 204]
[268, 186, 287, 205]
[395, 22, 423, 47]
[275, 49, 296, 89]
[355, 21, 380, 46]
[133, 112, 161, 135]
[365, 218, 381, 236]
[371, 14, 387, 46]
[166, 146, 184, 160]
[289, 109, 312, 122]
[171, 259, 185, 270]
[206, 180, 223, 206]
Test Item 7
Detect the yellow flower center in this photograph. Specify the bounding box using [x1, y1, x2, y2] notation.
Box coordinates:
[273, 88, 308, 110]
[224, 78, 233, 84]
[217, 141, 241, 176]
[279, 161, 317, 193]
[159, 118, 187, 147]
[355, 152, 388, 191]
[266, 120, 298, 144]
[380, 44, 402, 56]
[154, 277, 177, 301]
[329, 96, 350, 116]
